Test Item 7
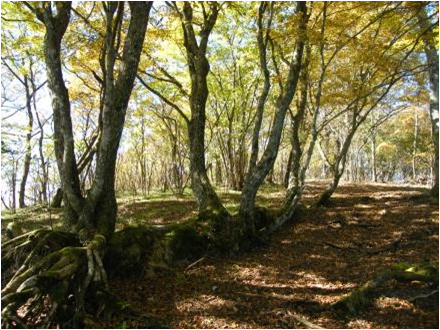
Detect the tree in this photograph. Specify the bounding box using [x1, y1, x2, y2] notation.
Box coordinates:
[416, 1, 439, 196]
[208, 5, 258, 191]
[139, 2, 225, 212]
[315, 2, 429, 205]
[1, 2, 152, 326]
[239, 1, 309, 228]
[2, 53, 43, 208]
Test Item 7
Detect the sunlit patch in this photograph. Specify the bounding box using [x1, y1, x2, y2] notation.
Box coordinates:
[375, 296, 414, 310]
[347, 319, 377, 328]
[354, 204, 372, 209]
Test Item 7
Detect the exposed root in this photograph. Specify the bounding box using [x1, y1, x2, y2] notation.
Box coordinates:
[184, 256, 207, 272]
[1, 231, 121, 328]
[2, 230, 80, 289]
[364, 234, 402, 256]
[333, 262, 439, 314]
[287, 311, 323, 329]
[409, 289, 439, 302]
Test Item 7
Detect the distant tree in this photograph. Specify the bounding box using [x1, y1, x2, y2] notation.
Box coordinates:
[416, 1, 439, 196]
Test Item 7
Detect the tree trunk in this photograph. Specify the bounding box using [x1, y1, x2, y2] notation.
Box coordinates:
[33, 89, 48, 204]
[317, 171, 343, 206]
[371, 132, 377, 182]
[240, 2, 308, 223]
[51, 187, 63, 208]
[317, 129, 356, 206]
[417, 4, 439, 196]
[188, 105, 224, 211]
[180, 2, 226, 212]
[18, 77, 33, 208]
[317, 138, 330, 178]
[283, 148, 294, 188]
[1, 3, 152, 327]
[412, 106, 418, 181]
[285, 44, 310, 203]
[11, 157, 17, 213]
[248, 2, 273, 175]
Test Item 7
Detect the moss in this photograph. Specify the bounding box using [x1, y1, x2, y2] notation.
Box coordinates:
[89, 234, 106, 251]
[5, 221, 23, 239]
[164, 222, 208, 263]
[335, 288, 373, 315]
[38, 247, 84, 279]
[105, 226, 159, 277]
[334, 261, 439, 315]
[392, 262, 439, 283]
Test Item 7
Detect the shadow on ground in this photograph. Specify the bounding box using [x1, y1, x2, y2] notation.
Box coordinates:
[110, 182, 439, 329]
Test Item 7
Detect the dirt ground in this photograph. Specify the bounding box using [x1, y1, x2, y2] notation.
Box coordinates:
[109, 182, 439, 329]
[1, 182, 438, 328]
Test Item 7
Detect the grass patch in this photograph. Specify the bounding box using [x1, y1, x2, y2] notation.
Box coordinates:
[1, 184, 287, 238]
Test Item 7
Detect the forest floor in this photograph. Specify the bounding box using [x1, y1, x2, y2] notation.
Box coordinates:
[1, 181, 439, 328]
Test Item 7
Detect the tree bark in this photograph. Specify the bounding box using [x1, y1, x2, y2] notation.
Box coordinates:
[3, 54, 42, 209]
[412, 106, 418, 181]
[317, 128, 356, 206]
[248, 2, 274, 174]
[284, 44, 311, 205]
[239, 2, 309, 223]
[18, 76, 33, 208]
[371, 114, 378, 183]
[283, 148, 294, 188]
[32, 82, 49, 204]
[41, 2, 84, 228]
[12, 157, 17, 213]
[80, 1, 153, 238]
[371, 134, 377, 182]
[178, 2, 225, 212]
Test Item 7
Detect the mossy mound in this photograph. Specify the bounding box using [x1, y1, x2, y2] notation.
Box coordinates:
[160, 219, 209, 264]
[105, 206, 283, 278]
[105, 226, 160, 277]
[106, 219, 210, 277]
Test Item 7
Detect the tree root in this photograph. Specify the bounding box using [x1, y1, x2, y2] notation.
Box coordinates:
[333, 262, 439, 314]
[409, 289, 439, 302]
[286, 310, 323, 329]
[1, 230, 79, 284]
[1, 208, 281, 328]
[1, 231, 121, 328]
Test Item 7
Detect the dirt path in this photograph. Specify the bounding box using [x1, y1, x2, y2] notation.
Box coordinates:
[112, 183, 439, 328]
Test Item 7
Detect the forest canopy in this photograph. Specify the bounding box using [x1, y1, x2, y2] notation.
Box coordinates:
[0, 1, 439, 328]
